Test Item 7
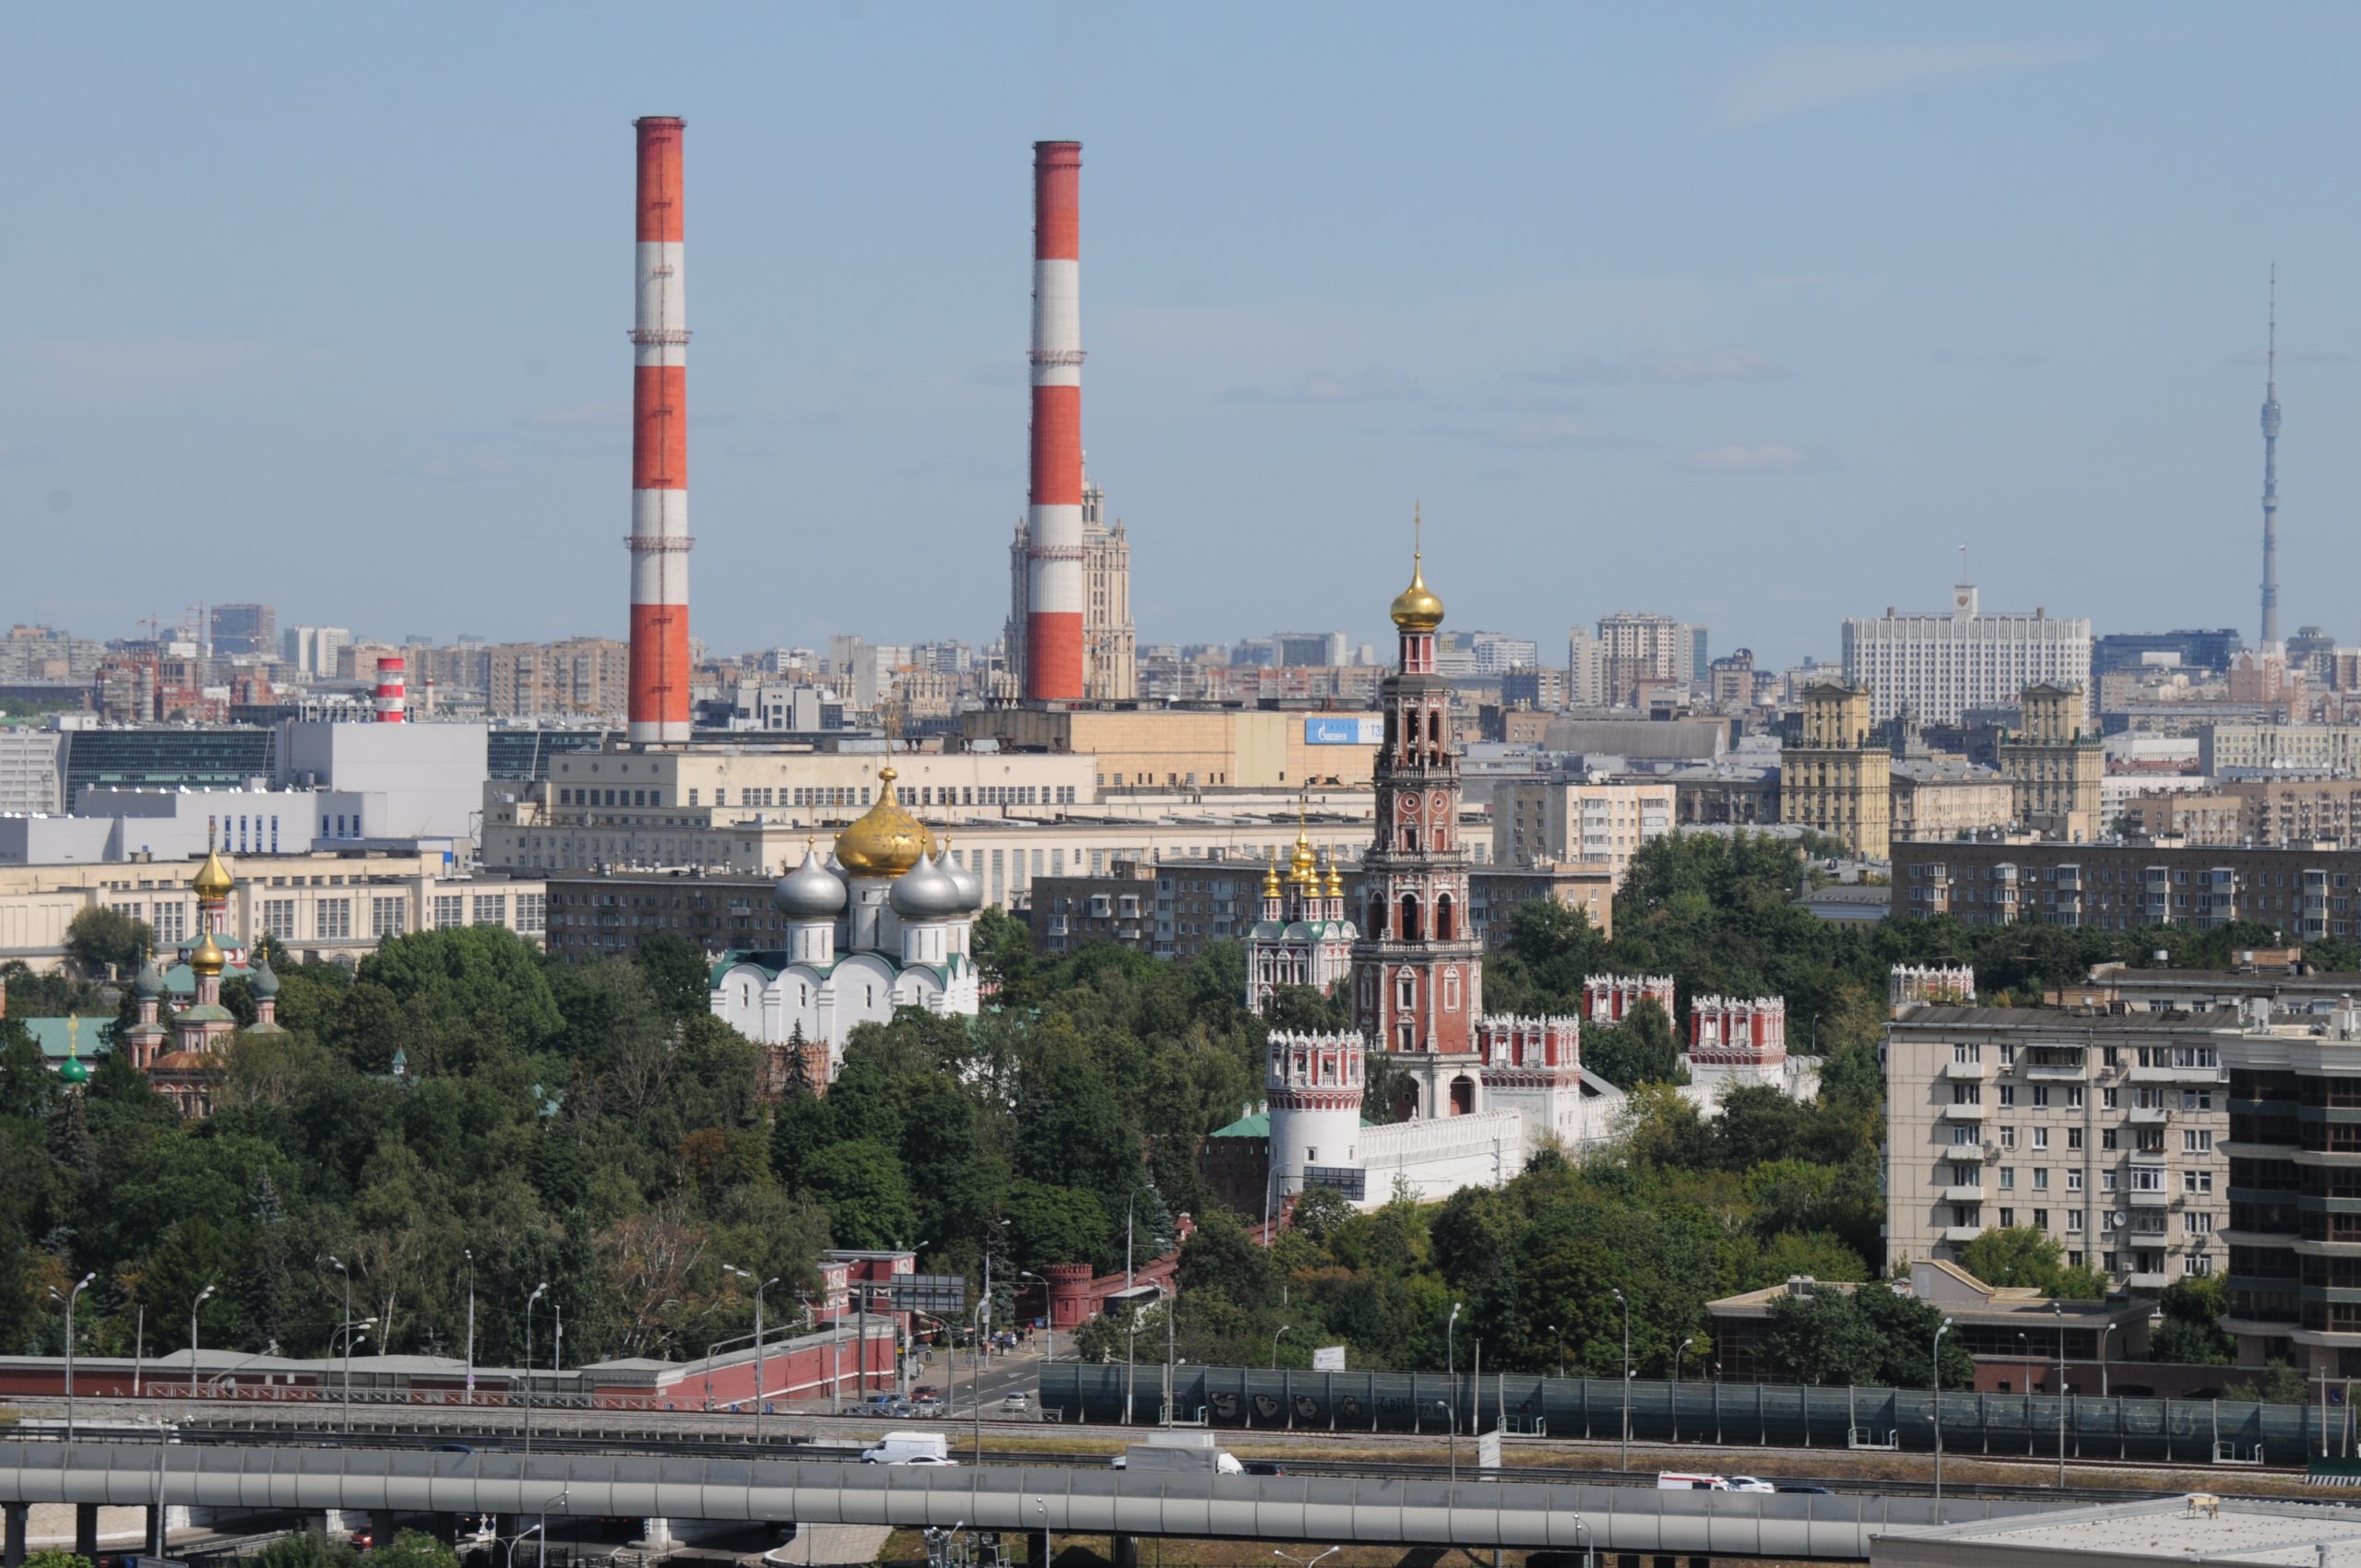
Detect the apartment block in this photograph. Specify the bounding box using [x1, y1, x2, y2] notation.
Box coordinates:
[1885, 1005, 2228, 1291]
[1490, 777, 1673, 885]
[1999, 682, 2105, 842]
[2123, 778, 2361, 849]
[1892, 838, 2361, 938]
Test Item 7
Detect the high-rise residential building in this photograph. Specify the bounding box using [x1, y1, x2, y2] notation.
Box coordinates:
[1566, 627, 1606, 707]
[1999, 682, 2105, 843]
[209, 604, 276, 658]
[1492, 777, 1673, 884]
[279, 625, 350, 680]
[1842, 585, 2092, 727]
[483, 638, 632, 720]
[1006, 469, 1137, 700]
[1595, 612, 1698, 706]
[1706, 649, 1757, 710]
[1780, 681, 1892, 859]
[1272, 631, 1350, 669]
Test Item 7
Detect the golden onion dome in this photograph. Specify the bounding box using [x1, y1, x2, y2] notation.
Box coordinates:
[1323, 858, 1345, 898]
[1263, 856, 1282, 898]
[1289, 828, 1320, 885]
[193, 848, 234, 900]
[833, 766, 936, 878]
[1390, 551, 1445, 632]
[189, 929, 227, 979]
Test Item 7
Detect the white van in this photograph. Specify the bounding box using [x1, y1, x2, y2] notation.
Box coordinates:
[1656, 1472, 1728, 1491]
[862, 1431, 955, 1465]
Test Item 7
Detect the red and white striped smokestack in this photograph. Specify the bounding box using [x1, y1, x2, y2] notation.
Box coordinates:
[1024, 140, 1086, 703]
[628, 115, 693, 745]
[374, 656, 408, 723]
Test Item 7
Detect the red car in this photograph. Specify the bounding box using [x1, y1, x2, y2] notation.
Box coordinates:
[350, 1532, 376, 1551]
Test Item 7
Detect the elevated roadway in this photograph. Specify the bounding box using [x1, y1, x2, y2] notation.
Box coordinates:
[0, 1441, 2062, 1562]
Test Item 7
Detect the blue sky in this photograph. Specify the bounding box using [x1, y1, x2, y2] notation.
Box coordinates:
[6, 3, 2358, 667]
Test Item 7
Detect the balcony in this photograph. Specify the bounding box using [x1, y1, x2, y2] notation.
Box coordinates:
[1941, 1103, 1989, 1123]
[1941, 1184, 1987, 1203]
[2129, 1106, 2171, 1125]
[2130, 1062, 2228, 1085]
[1941, 1060, 1993, 1082]
[2128, 1270, 2170, 1289]
[1940, 1226, 1987, 1244]
[1943, 1141, 1994, 1163]
[2129, 1188, 2172, 1209]
[2023, 1051, 2090, 1081]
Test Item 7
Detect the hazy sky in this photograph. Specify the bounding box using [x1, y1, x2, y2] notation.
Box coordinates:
[8, 4, 2359, 668]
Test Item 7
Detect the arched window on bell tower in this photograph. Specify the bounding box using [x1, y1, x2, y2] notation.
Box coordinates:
[1399, 893, 1422, 941]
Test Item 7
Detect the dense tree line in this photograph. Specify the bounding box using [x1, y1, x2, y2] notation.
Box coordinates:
[0, 828, 2278, 1376]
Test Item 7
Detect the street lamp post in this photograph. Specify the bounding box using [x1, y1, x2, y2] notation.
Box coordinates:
[1272, 1324, 1291, 1370]
[2054, 1301, 2068, 1488]
[2099, 1322, 2118, 1399]
[1932, 1318, 1954, 1505]
[56, 1272, 95, 1441]
[326, 1255, 354, 1432]
[1548, 1324, 1563, 1382]
[1447, 1302, 1463, 1481]
[525, 1282, 549, 1460]
[1158, 1280, 1176, 1427]
[1672, 1335, 1694, 1443]
[1019, 1271, 1054, 1363]
[725, 1265, 782, 1442]
[1611, 1288, 1631, 1473]
[190, 1284, 216, 1396]
[463, 1249, 476, 1408]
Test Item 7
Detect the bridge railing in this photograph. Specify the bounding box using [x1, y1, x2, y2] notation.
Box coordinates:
[1042, 1363, 2346, 1467]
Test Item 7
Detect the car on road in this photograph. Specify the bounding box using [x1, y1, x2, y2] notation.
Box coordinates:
[1240, 1460, 1287, 1477]
[350, 1532, 376, 1551]
[1726, 1476, 1776, 1493]
[912, 1385, 942, 1402]
[909, 1399, 945, 1418]
[1002, 1393, 1030, 1413]
[891, 1454, 959, 1466]
[1776, 1483, 1833, 1494]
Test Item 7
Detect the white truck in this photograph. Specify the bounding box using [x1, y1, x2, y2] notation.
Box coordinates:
[1111, 1431, 1244, 1475]
[862, 1431, 955, 1465]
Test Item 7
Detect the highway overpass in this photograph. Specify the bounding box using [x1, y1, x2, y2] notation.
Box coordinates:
[0, 1441, 2062, 1562]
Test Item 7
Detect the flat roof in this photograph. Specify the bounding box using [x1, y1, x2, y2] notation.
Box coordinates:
[1876, 1494, 2361, 1566]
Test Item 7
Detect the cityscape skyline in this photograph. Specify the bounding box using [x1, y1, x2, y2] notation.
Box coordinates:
[7, 6, 2361, 668]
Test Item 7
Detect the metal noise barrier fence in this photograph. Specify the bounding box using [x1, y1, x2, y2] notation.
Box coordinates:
[1043, 1363, 2346, 1467]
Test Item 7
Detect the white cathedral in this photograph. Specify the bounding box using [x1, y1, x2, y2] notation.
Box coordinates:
[708, 766, 983, 1090]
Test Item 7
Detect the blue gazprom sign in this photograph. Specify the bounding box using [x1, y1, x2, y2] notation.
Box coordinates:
[1304, 716, 1379, 745]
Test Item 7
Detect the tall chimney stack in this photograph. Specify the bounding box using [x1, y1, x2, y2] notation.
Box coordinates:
[1024, 140, 1086, 703]
[628, 115, 693, 744]
[374, 656, 408, 723]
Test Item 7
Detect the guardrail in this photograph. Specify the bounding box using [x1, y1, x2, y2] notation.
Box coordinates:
[1043, 1364, 2351, 1467]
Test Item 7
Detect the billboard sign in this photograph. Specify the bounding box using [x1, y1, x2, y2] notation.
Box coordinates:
[1304, 716, 1382, 746]
[1312, 1345, 1347, 1372]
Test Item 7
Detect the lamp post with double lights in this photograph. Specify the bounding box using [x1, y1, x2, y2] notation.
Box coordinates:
[326, 1254, 357, 1431]
[725, 1265, 781, 1442]
[53, 1272, 96, 1441]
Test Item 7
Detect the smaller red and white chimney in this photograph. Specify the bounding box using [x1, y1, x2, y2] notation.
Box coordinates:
[374, 656, 408, 723]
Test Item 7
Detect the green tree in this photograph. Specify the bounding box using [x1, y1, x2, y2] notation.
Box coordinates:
[971, 908, 1035, 1005]
[1958, 1226, 2068, 1290]
[1175, 1211, 1279, 1311]
[2152, 1275, 2235, 1365]
[0, 1018, 57, 1121]
[800, 1139, 916, 1250]
[2224, 1360, 2309, 1405]
[63, 907, 152, 980]
[1759, 1289, 1884, 1385]
[369, 1530, 460, 1568]
[252, 1533, 359, 1568]
[1002, 1180, 1114, 1273]
[24, 1551, 97, 1568]
[636, 932, 713, 1022]
[358, 925, 562, 1057]
[1583, 1000, 1683, 1089]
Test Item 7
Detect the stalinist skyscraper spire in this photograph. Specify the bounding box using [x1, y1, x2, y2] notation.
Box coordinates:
[2260, 267, 2283, 647]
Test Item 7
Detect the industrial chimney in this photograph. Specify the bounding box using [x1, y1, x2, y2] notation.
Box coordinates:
[628, 115, 692, 745]
[374, 656, 408, 723]
[1023, 140, 1085, 703]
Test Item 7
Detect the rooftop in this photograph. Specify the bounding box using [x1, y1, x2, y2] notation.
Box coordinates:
[1877, 1494, 2361, 1566]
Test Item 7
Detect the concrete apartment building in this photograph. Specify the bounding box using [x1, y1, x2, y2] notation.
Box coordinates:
[1885, 1005, 2229, 1291]
[2122, 778, 2361, 849]
[0, 849, 544, 969]
[1594, 612, 1703, 706]
[1892, 838, 2361, 938]
[1842, 584, 2093, 726]
[1489, 777, 1673, 885]
[1890, 758, 2015, 842]
[0, 730, 63, 814]
[484, 638, 632, 720]
[2198, 723, 2361, 775]
[1780, 682, 1892, 859]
